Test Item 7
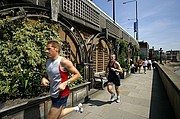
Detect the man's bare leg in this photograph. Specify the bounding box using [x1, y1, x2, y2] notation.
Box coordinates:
[47, 104, 83, 119]
[47, 106, 62, 119]
[115, 86, 120, 103]
[107, 83, 115, 101]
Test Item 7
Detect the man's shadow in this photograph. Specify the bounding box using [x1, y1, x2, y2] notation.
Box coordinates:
[86, 99, 112, 107]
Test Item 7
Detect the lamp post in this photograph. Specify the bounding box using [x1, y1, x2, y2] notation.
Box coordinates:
[159, 48, 163, 64]
[123, 0, 138, 40]
[108, 0, 115, 23]
[170, 49, 173, 61]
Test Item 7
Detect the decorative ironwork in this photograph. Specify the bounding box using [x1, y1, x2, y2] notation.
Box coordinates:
[92, 42, 109, 73]
[62, 0, 99, 26]
[0, 4, 50, 21]
[62, 41, 71, 59]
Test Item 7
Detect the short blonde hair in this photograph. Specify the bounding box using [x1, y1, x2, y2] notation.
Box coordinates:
[47, 40, 61, 52]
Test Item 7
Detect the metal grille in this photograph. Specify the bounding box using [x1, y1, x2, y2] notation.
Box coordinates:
[92, 44, 109, 73]
[97, 46, 103, 72]
[62, 41, 71, 59]
[106, 20, 119, 37]
[104, 49, 109, 70]
[92, 49, 96, 73]
[63, 0, 99, 26]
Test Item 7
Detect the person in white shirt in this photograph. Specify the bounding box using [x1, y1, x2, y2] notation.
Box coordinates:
[143, 59, 148, 74]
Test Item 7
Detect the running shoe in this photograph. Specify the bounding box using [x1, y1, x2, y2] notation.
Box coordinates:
[110, 93, 115, 101]
[76, 103, 83, 113]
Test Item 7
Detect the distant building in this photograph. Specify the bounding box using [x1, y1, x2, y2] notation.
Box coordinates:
[149, 47, 154, 60]
[138, 41, 149, 59]
[166, 50, 180, 62]
[153, 50, 160, 61]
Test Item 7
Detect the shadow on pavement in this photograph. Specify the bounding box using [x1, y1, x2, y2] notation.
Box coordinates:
[149, 69, 176, 119]
[86, 99, 112, 107]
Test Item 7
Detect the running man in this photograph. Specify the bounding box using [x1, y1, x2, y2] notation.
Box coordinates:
[41, 40, 83, 119]
[106, 54, 123, 103]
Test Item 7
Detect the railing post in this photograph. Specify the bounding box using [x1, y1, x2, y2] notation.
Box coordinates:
[84, 84, 89, 102]
[72, 91, 74, 106]
[44, 101, 49, 119]
[89, 60, 94, 89]
[83, 63, 89, 81]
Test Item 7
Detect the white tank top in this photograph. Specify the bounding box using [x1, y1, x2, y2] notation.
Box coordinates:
[46, 56, 62, 98]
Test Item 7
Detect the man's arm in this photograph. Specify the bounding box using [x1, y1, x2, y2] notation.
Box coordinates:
[57, 58, 81, 91]
[41, 73, 49, 86]
[114, 61, 123, 74]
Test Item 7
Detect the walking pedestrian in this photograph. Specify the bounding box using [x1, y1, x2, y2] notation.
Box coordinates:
[106, 54, 123, 103]
[152, 60, 156, 69]
[137, 59, 143, 73]
[147, 59, 152, 70]
[143, 59, 148, 74]
[41, 40, 83, 119]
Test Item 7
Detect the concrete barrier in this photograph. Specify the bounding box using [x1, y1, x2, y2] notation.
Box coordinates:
[156, 63, 180, 119]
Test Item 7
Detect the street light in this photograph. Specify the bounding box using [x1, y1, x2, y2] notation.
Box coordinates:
[108, 0, 115, 23]
[123, 0, 138, 40]
[159, 48, 163, 64]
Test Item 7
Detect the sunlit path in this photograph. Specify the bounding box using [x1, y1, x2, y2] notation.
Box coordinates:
[63, 69, 175, 119]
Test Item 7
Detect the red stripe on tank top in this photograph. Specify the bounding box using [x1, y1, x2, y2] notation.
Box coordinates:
[58, 65, 70, 97]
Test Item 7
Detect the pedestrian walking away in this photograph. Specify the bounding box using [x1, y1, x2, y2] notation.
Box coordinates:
[152, 60, 156, 69]
[106, 54, 123, 103]
[143, 59, 148, 74]
[41, 40, 83, 119]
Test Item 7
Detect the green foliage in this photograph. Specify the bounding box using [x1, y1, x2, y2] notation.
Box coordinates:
[68, 65, 84, 87]
[139, 53, 145, 60]
[69, 75, 84, 87]
[0, 16, 85, 102]
[133, 45, 139, 56]
[0, 17, 62, 101]
[132, 45, 139, 63]
[117, 39, 130, 70]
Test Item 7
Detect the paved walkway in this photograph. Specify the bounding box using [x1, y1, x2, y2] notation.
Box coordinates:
[63, 69, 175, 119]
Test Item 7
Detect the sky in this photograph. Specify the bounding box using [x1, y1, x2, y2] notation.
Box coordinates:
[91, 0, 180, 51]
